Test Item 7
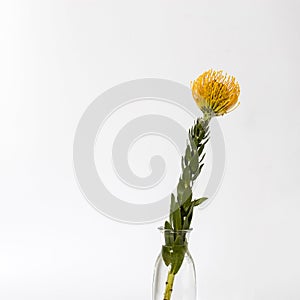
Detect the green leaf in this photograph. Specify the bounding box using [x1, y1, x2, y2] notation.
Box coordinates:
[182, 186, 192, 209]
[184, 145, 192, 165]
[198, 129, 205, 141]
[198, 143, 205, 156]
[164, 221, 174, 246]
[170, 194, 175, 225]
[189, 154, 199, 173]
[165, 220, 172, 230]
[183, 202, 195, 229]
[171, 244, 187, 274]
[192, 163, 204, 181]
[180, 205, 188, 218]
[177, 179, 185, 196]
[174, 234, 183, 246]
[191, 141, 198, 154]
[198, 163, 204, 174]
[181, 156, 185, 171]
[198, 139, 209, 155]
[192, 167, 201, 181]
[199, 152, 206, 163]
[204, 130, 210, 139]
[182, 216, 190, 230]
[182, 166, 191, 184]
[188, 208, 194, 224]
[193, 197, 208, 206]
[162, 246, 172, 266]
[173, 203, 182, 230]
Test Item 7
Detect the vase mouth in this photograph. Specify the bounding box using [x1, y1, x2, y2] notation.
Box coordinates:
[158, 226, 193, 233]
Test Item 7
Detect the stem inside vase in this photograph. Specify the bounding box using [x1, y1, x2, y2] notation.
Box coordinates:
[163, 271, 175, 300]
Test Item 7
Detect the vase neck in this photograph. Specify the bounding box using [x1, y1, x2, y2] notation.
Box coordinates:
[158, 226, 192, 245]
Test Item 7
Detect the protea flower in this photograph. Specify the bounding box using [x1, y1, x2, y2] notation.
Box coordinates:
[191, 69, 240, 117]
[159, 69, 240, 300]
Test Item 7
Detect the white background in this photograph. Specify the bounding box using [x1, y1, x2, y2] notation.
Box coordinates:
[1, 0, 300, 299]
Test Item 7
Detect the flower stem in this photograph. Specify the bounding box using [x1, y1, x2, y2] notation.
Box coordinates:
[163, 271, 175, 300]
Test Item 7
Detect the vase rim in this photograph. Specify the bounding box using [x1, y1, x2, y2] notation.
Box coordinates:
[158, 226, 193, 233]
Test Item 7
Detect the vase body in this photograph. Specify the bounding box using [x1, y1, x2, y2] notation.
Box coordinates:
[152, 228, 196, 300]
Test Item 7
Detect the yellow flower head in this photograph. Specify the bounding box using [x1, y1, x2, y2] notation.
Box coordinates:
[191, 69, 240, 117]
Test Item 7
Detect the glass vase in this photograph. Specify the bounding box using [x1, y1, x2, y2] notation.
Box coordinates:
[152, 227, 196, 300]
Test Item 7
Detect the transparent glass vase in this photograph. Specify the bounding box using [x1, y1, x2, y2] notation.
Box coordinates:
[152, 227, 196, 300]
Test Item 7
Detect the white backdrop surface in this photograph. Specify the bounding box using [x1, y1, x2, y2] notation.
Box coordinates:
[1, 0, 300, 299]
